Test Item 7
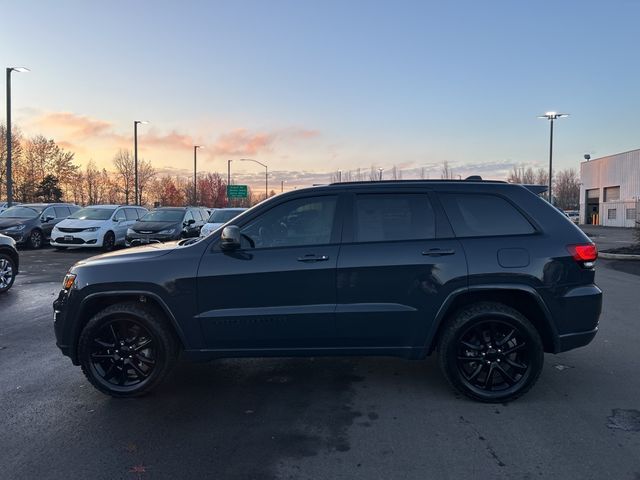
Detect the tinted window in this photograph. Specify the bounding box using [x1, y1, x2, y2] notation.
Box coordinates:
[241, 196, 337, 248]
[209, 209, 245, 223]
[141, 209, 184, 222]
[42, 207, 56, 219]
[355, 194, 435, 242]
[184, 211, 194, 222]
[0, 206, 42, 218]
[440, 193, 534, 237]
[70, 207, 116, 220]
[54, 206, 69, 218]
[113, 209, 127, 221]
[124, 208, 139, 221]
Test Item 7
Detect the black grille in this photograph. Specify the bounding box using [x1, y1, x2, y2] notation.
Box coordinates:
[58, 227, 86, 233]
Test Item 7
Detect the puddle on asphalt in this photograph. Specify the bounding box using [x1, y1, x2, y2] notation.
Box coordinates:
[607, 409, 640, 432]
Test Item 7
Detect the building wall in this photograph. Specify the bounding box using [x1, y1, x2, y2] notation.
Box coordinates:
[579, 149, 640, 227]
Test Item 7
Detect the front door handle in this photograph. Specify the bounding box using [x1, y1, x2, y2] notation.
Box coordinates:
[422, 248, 456, 257]
[297, 254, 330, 262]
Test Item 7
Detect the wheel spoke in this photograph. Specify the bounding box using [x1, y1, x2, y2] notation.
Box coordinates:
[483, 363, 496, 388]
[457, 355, 481, 363]
[127, 360, 149, 378]
[136, 354, 155, 366]
[91, 353, 112, 359]
[503, 343, 526, 356]
[496, 364, 517, 385]
[109, 324, 120, 344]
[117, 367, 127, 385]
[103, 363, 117, 381]
[133, 338, 153, 352]
[94, 338, 114, 348]
[504, 357, 527, 370]
[497, 328, 516, 347]
[467, 363, 484, 381]
[461, 340, 482, 351]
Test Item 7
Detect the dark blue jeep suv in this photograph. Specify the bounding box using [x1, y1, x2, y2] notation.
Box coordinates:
[53, 179, 601, 402]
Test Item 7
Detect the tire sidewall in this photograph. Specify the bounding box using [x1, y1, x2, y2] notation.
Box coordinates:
[29, 229, 43, 249]
[102, 231, 115, 251]
[440, 305, 544, 403]
[0, 254, 16, 293]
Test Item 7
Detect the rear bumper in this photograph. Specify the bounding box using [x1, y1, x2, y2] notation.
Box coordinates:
[553, 284, 602, 352]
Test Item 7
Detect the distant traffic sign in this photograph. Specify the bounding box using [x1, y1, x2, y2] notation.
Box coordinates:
[227, 184, 248, 198]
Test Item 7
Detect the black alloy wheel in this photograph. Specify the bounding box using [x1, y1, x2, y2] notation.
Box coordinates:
[438, 302, 543, 402]
[78, 303, 179, 397]
[29, 229, 43, 249]
[102, 231, 115, 251]
[0, 254, 16, 293]
[88, 319, 157, 391]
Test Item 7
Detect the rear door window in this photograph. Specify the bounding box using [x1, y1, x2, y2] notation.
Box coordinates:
[439, 193, 535, 237]
[354, 194, 435, 242]
[124, 208, 139, 221]
[54, 206, 70, 218]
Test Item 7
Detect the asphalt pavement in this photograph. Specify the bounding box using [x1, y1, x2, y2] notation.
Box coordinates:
[1, 246, 639, 480]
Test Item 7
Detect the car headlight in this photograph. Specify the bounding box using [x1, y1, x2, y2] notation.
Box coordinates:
[127, 228, 135, 235]
[85, 227, 100, 232]
[158, 229, 175, 235]
[6, 224, 25, 231]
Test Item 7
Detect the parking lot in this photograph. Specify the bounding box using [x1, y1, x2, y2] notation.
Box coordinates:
[1, 245, 639, 480]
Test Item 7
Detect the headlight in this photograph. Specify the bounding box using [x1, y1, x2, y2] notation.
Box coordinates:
[127, 228, 134, 235]
[6, 224, 25, 231]
[84, 227, 100, 232]
[62, 273, 77, 290]
[158, 229, 175, 235]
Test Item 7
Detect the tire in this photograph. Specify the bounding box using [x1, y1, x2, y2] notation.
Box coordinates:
[28, 229, 43, 249]
[437, 302, 544, 403]
[102, 231, 115, 252]
[78, 302, 179, 398]
[0, 253, 16, 293]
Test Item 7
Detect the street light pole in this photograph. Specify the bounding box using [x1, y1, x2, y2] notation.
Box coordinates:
[5, 67, 29, 207]
[227, 159, 232, 206]
[133, 120, 148, 205]
[378, 168, 383, 181]
[239, 158, 268, 200]
[538, 112, 568, 204]
[193, 145, 202, 205]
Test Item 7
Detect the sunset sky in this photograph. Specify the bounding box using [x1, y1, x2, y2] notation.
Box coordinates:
[3, 0, 640, 189]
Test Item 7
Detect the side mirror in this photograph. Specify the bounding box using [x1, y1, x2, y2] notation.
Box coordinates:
[187, 218, 196, 225]
[42, 215, 55, 223]
[220, 225, 241, 250]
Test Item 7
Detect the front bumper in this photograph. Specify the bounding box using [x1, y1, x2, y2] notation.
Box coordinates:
[51, 231, 101, 247]
[126, 232, 178, 246]
[0, 230, 27, 244]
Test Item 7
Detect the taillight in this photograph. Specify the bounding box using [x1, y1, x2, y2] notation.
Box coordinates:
[567, 243, 598, 266]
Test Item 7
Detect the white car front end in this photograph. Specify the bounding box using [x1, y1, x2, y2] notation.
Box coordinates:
[51, 219, 107, 248]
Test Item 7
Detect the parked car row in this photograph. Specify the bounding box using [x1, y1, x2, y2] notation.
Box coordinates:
[0, 203, 247, 251]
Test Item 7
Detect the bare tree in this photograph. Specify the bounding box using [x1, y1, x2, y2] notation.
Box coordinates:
[441, 160, 454, 180]
[535, 168, 549, 187]
[137, 159, 157, 206]
[555, 168, 580, 210]
[113, 149, 135, 204]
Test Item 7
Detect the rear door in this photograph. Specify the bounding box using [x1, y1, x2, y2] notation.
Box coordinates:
[335, 190, 467, 350]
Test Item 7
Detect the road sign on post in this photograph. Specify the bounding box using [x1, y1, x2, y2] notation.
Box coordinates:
[227, 184, 248, 198]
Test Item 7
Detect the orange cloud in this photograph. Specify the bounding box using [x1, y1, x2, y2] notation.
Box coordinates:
[211, 129, 276, 157]
[33, 112, 114, 139]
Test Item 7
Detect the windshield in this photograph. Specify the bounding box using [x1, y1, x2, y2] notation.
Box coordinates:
[140, 210, 184, 222]
[69, 207, 116, 220]
[0, 206, 42, 218]
[208, 209, 244, 223]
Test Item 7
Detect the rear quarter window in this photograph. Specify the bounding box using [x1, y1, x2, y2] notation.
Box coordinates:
[440, 193, 535, 237]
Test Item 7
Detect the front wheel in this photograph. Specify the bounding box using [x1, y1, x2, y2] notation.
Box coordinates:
[102, 231, 115, 252]
[28, 229, 43, 249]
[78, 303, 179, 397]
[438, 302, 544, 403]
[0, 254, 16, 293]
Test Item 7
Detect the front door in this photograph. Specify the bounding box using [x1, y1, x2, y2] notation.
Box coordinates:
[197, 194, 342, 351]
[335, 192, 467, 350]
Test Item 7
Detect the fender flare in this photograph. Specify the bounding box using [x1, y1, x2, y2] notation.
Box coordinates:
[420, 284, 560, 357]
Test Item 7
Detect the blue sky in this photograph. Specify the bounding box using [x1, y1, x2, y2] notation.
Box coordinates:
[3, 0, 639, 185]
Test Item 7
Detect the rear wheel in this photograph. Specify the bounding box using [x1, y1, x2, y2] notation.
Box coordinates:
[28, 229, 43, 249]
[438, 302, 543, 403]
[0, 254, 16, 293]
[78, 303, 179, 397]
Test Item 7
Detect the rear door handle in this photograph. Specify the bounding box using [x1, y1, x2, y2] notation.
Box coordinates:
[422, 248, 456, 257]
[297, 254, 330, 262]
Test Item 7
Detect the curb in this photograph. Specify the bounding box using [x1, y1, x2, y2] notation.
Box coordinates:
[599, 252, 640, 260]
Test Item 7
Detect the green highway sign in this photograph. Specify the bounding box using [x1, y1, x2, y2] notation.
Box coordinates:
[227, 184, 248, 198]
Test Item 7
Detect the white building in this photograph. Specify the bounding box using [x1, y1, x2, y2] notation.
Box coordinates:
[579, 148, 640, 227]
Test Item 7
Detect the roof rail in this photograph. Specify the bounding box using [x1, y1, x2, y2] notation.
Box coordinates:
[465, 175, 482, 181]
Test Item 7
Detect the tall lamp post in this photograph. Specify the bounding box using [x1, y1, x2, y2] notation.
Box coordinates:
[538, 112, 569, 204]
[193, 145, 203, 205]
[378, 168, 383, 181]
[133, 120, 148, 205]
[239, 158, 268, 200]
[5, 67, 29, 207]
